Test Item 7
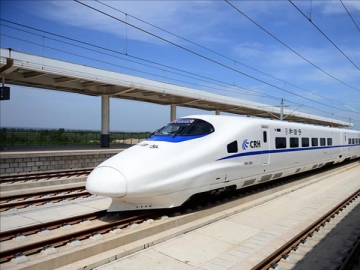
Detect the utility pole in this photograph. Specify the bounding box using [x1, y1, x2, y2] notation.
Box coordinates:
[280, 98, 284, 121]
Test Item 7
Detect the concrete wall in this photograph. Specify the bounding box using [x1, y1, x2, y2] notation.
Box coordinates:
[0, 150, 122, 175]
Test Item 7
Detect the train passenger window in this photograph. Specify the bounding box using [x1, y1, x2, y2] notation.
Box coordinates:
[275, 137, 286, 149]
[327, 138, 333, 146]
[320, 138, 326, 146]
[227, 141, 238, 153]
[352, 138, 355, 144]
[312, 138, 318, 146]
[302, 138, 309, 147]
[290, 137, 299, 148]
[348, 138, 351, 144]
[263, 131, 267, 143]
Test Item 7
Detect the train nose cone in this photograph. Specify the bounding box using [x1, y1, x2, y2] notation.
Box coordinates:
[86, 166, 127, 197]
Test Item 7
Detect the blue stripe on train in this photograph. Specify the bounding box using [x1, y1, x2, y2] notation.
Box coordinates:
[147, 134, 208, 143]
[217, 144, 359, 161]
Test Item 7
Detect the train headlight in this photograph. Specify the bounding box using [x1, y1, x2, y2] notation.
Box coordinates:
[86, 166, 127, 197]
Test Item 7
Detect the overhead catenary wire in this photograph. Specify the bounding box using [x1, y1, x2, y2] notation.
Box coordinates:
[288, 0, 360, 70]
[71, 1, 359, 114]
[340, 0, 360, 33]
[5, 36, 321, 122]
[224, 0, 360, 92]
[94, 0, 349, 108]
[0, 22, 280, 101]
[1, 19, 357, 123]
[1, 18, 353, 111]
[1, 31, 352, 123]
[1, 2, 358, 126]
[6, 25, 338, 119]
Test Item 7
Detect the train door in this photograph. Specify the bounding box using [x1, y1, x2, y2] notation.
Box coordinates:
[342, 132, 348, 156]
[261, 126, 270, 165]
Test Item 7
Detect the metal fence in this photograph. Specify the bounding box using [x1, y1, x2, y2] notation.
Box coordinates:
[0, 128, 151, 148]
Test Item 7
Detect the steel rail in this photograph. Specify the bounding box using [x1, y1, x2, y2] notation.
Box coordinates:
[0, 210, 167, 264]
[0, 191, 91, 212]
[251, 189, 360, 270]
[0, 186, 86, 203]
[0, 210, 108, 242]
[0, 168, 93, 184]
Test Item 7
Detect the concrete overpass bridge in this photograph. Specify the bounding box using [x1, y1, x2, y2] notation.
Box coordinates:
[0, 48, 349, 147]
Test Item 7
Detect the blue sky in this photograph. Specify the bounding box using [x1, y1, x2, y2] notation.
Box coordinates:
[1, 0, 359, 131]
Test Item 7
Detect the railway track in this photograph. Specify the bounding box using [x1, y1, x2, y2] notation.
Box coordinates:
[0, 209, 168, 264]
[0, 186, 90, 212]
[0, 169, 299, 265]
[0, 160, 358, 269]
[252, 189, 360, 270]
[0, 168, 93, 184]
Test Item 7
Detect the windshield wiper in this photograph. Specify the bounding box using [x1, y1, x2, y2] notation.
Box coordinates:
[148, 126, 165, 138]
[172, 130, 181, 138]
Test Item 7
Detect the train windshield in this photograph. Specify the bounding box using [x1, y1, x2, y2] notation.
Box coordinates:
[153, 118, 214, 137]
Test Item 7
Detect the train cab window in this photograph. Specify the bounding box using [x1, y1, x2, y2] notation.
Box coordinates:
[302, 138, 309, 147]
[263, 131, 267, 143]
[327, 138, 333, 146]
[290, 137, 299, 148]
[312, 138, 318, 147]
[320, 138, 326, 146]
[153, 119, 214, 137]
[182, 121, 214, 136]
[227, 141, 238, 153]
[275, 137, 286, 149]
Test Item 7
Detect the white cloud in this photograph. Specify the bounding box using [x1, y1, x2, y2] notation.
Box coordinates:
[232, 40, 360, 89]
[316, 0, 360, 15]
[31, 1, 232, 45]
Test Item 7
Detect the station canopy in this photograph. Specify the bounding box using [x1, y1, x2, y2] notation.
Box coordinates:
[0, 48, 349, 128]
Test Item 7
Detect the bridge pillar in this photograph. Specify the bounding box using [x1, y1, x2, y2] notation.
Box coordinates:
[101, 95, 110, 147]
[170, 104, 176, 121]
[215, 110, 220, 115]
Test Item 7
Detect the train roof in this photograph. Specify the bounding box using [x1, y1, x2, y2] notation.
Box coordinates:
[183, 115, 359, 133]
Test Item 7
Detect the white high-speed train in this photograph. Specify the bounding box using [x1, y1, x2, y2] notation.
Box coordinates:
[86, 115, 360, 211]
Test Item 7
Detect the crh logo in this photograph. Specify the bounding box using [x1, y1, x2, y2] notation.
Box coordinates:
[242, 139, 249, 150]
[242, 139, 261, 150]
